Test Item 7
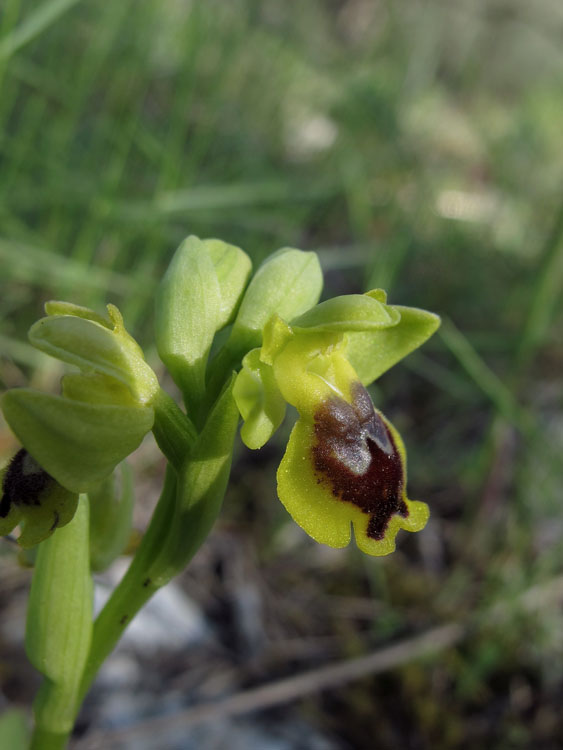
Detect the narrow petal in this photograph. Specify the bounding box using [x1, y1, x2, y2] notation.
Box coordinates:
[233, 349, 286, 449]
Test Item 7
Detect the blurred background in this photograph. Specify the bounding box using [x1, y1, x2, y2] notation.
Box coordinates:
[1, 0, 563, 748]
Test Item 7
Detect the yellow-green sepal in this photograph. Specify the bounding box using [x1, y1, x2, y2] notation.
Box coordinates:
[45, 300, 113, 328]
[1, 389, 154, 493]
[291, 292, 400, 333]
[233, 348, 286, 449]
[29, 304, 158, 404]
[346, 304, 441, 385]
[260, 314, 294, 366]
[61, 372, 139, 406]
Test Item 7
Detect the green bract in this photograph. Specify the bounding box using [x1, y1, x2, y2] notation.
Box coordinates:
[234, 288, 440, 556]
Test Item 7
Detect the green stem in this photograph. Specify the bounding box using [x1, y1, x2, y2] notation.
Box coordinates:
[145, 377, 239, 584]
[152, 387, 197, 469]
[29, 727, 68, 750]
[76, 466, 177, 706]
[76, 381, 239, 721]
[205, 344, 240, 413]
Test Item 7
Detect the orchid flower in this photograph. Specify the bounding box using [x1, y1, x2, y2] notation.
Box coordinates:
[234, 290, 440, 556]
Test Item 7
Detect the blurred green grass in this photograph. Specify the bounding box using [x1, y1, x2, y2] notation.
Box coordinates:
[1, 0, 563, 747]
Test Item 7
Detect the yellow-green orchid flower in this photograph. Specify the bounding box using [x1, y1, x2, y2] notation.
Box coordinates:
[234, 291, 440, 556]
[0, 449, 78, 548]
[1, 302, 158, 546]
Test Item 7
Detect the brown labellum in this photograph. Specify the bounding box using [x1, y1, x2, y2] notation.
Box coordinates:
[312, 382, 408, 540]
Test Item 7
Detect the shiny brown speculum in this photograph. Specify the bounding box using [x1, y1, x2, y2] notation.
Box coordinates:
[312, 382, 408, 540]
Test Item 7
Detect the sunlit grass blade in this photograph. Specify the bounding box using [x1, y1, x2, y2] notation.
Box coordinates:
[516, 198, 563, 372]
[439, 318, 535, 436]
[0, 0, 85, 62]
[0, 334, 52, 369]
[0, 238, 142, 296]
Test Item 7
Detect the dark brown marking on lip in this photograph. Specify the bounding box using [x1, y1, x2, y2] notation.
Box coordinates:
[312, 382, 408, 541]
[1, 449, 50, 518]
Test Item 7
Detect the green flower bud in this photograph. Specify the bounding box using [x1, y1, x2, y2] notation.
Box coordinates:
[30, 303, 158, 405]
[233, 348, 286, 449]
[204, 238, 253, 329]
[155, 235, 251, 405]
[0, 449, 78, 548]
[88, 462, 134, 572]
[226, 248, 323, 358]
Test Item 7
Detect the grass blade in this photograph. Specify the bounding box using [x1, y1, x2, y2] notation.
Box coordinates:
[0, 0, 85, 62]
